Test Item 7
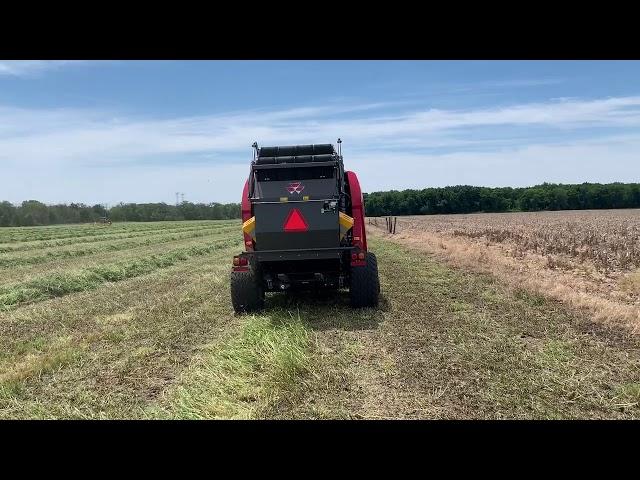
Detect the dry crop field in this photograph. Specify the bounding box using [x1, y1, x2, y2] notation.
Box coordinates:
[1, 218, 640, 419]
[372, 209, 640, 331]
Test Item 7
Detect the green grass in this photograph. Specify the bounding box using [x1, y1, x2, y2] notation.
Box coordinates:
[334, 237, 640, 419]
[0, 238, 242, 419]
[157, 311, 312, 419]
[0, 220, 237, 244]
[1, 222, 640, 419]
[0, 222, 235, 254]
[0, 335, 82, 398]
[0, 225, 238, 268]
[0, 237, 239, 310]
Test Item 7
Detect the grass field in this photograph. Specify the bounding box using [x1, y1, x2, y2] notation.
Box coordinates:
[1, 218, 640, 419]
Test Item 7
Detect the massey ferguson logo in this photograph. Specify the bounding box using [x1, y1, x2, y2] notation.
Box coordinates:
[287, 181, 305, 194]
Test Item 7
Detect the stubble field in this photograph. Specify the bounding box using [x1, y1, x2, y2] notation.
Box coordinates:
[374, 210, 640, 332]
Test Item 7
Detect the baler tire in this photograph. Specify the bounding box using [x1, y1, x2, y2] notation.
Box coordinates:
[349, 252, 380, 308]
[230, 267, 265, 313]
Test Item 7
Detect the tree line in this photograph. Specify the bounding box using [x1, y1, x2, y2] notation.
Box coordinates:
[363, 183, 640, 217]
[0, 200, 241, 227]
[2, 182, 640, 227]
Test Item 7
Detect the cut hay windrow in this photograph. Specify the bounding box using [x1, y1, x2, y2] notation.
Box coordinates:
[0, 222, 237, 244]
[0, 238, 240, 310]
[0, 223, 238, 254]
[0, 226, 239, 267]
[0, 225, 165, 243]
[0, 220, 238, 244]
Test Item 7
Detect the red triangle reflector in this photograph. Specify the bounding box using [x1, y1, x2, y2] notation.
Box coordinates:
[283, 208, 308, 232]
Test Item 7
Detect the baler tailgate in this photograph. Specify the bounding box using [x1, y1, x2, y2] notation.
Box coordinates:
[254, 201, 339, 251]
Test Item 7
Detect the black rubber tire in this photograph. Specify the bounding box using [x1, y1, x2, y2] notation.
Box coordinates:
[349, 252, 380, 308]
[230, 266, 265, 313]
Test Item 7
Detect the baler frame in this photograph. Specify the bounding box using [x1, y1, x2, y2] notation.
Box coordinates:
[230, 140, 379, 312]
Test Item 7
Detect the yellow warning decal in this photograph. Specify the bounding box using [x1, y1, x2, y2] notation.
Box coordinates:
[280, 197, 288, 202]
[303, 195, 310, 201]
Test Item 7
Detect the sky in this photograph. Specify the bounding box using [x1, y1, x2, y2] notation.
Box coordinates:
[1, 60, 639, 206]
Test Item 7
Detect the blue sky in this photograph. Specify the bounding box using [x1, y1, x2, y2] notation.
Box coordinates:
[1, 60, 639, 205]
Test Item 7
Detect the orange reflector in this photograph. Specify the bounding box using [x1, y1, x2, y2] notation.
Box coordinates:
[283, 208, 308, 232]
[358, 252, 365, 260]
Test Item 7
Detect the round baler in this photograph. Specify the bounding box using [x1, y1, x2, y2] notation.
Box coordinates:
[230, 141, 380, 312]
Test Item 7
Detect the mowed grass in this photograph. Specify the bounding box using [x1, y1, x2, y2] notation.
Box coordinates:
[0, 220, 235, 244]
[1, 221, 640, 419]
[0, 237, 238, 310]
[154, 312, 312, 419]
[0, 224, 238, 268]
[0, 221, 247, 418]
[0, 222, 237, 254]
[0, 227, 239, 288]
[297, 237, 640, 419]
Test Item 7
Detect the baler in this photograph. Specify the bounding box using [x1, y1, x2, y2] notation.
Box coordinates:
[230, 141, 380, 312]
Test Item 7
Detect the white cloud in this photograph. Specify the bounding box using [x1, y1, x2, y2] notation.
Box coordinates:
[475, 78, 566, 88]
[1, 95, 640, 204]
[349, 136, 640, 194]
[0, 60, 90, 77]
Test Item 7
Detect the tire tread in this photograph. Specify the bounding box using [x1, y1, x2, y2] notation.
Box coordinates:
[349, 252, 380, 308]
[230, 267, 264, 313]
